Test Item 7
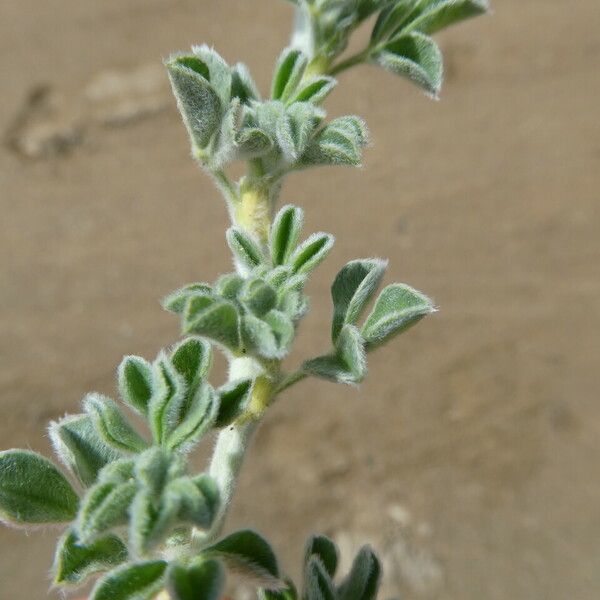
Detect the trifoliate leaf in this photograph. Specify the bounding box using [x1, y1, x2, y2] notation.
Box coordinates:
[162, 283, 212, 314]
[53, 527, 128, 586]
[205, 529, 280, 587]
[331, 258, 387, 343]
[165, 56, 223, 150]
[49, 414, 123, 487]
[404, 0, 490, 36]
[272, 47, 308, 102]
[270, 205, 304, 266]
[0, 449, 79, 526]
[371, 1, 415, 42]
[227, 227, 266, 272]
[277, 102, 323, 163]
[90, 560, 167, 600]
[118, 356, 154, 417]
[167, 558, 225, 600]
[215, 273, 245, 300]
[373, 31, 443, 97]
[361, 283, 435, 349]
[289, 232, 335, 275]
[304, 555, 337, 600]
[305, 535, 339, 579]
[338, 545, 382, 600]
[84, 393, 149, 454]
[78, 481, 137, 543]
[215, 379, 252, 428]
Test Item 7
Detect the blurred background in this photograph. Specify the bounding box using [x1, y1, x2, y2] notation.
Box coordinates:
[1, 1, 599, 598]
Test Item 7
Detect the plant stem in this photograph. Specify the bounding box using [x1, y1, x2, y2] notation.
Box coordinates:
[328, 49, 370, 76]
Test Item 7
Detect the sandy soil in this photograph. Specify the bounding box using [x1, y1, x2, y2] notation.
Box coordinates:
[1, 1, 599, 598]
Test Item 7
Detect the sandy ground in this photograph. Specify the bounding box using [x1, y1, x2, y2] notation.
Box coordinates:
[1, 1, 599, 598]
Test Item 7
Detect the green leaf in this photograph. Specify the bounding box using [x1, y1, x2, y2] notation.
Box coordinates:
[171, 337, 212, 392]
[331, 259, 387, 343]
[241, 279, 278, 317]
[215, 379, 252, 427]
[272, 47, 308, 102]
[165, 55, 223, 150]
[84, 393, 149, 453]
[54, 527, 128, 586]
[162, 283, 212, 314]
[0, 449, 79, 526]
[362, 283, 435, 349]
[49, 414, 123, 487]
[405, 0, 489, 36]
[302, 116, 368, 166]
[338, 545, 382, 600]
[78, 481, 137, 543]
[184, 296, 241, 351]
[270, 205, 304, 266]
[231, 62, 260, 104]
[191, 44, 233, 106]
[168, 475, 216, 528]
[129, 488, 180, 555]
[215, 273, 245, 300]
[289, 232, 334, 275]
[236, 127, 273, 159]
[165, 384, 219, 452]
[371, 1, 415, 41]
[205, 529, 280, 587]
[303, 324, 366, 385]
[373, 31, 443, 97]
[118, 356, 154, 416]
[259, 578, 298, 600]
[167, 558, 225, 600]
[290, 76, 337, 105]
[191, 473, 220, 522]
[277, 103, 323, 163]
[134, 447, 172, 496]
[90, 560, 167, 600]
[227, 227, 266, 272]
[305, 535, 339, 578]
[304, 555, 337, 600]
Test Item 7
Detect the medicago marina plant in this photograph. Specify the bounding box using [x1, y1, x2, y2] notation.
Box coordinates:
[0, 2, 489, 598]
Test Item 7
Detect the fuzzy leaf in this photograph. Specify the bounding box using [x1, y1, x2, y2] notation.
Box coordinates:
[54, 527, 128, 586]
[78, 481, 137, 543]
[302, 116, 368, 166]
[192, 473, 220, 521]
[166, 56, 223, 150]
[371, 0, 414, 41]
[272, 47, 308, 102]
[241, 279, 278, 317]
[241, 314, 282, 359]
[276, 102, 323, 163]
[374, 31, 443, 96]
[236, 127, 273, 159]
[260, 579, 298, 600]
[303, 324, 366, 385]
[215, 379, 252, 428]
[289, 233, 334, 275]
[84, 393, 149, 453]
[167, 558, 225, 600]
[171, 337, 212, 392]
[362, 283, 434, 348]
[304, 555, 337, 600]
[205, 529, 280, 587]
[118, 356, 154, 416]
[90, 560, 167, 600]
[162, 283, 212, 314]
[49, 414, 123, 487]
[305, 535, 339, 578]
[129, 488, 180, 555]
[331, 259, 387, 342]
[168, 475, 216, 527]
[405, 0, 489, 36]
[215, 273, 245, 300]
[338, 545, 382, 600]
[191, 45, 233, 106]
[0, 449, 79, 526]
[227, 227, 266, 271]
[231, 62, 260, 104]
[270, 205, 304, 266]
[290, 76, 337, 105]
[165, 384, 219, 452]
[184, 296, 241, 351]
